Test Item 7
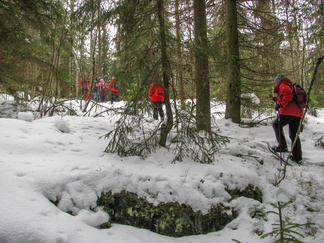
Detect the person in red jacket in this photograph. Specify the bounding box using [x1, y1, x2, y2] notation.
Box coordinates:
[80, 77, 91, 99]
[149, 78, 164, 120]
[272, 73, 303, 164]
[107, 77, 120, 104]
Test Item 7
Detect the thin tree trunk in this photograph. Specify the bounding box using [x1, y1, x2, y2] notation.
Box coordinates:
[98, 1, 102, 78]
[69, 0, 75, 98]
[175, 0, 185, 109]
[55, 12, 68, 97]
[157, 0, 173, 147]
[284, 0, 301, 83]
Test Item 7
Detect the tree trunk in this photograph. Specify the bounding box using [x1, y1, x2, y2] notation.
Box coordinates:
[97, 1, 102, 78]
[175, 0, 185, 109]
[69, 0, 75, 97]
[157, 0, 173, 147]
[257, 0, 271, 72]
[225, 0, 241, 124]
[194, 0, 211, 131]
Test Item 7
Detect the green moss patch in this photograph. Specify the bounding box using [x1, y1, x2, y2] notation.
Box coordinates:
[97, 184, 262, 237]
[226, 184, 263, 203]
[97, 190, 234, 237]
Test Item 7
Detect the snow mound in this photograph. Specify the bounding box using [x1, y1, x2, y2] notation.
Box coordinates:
[54, 119, 71, 133]
[18, 112, 33, 122]
[75, 208, 109, 227]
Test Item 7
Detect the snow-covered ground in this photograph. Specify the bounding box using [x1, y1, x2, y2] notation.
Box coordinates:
[1, 94, 324, 243]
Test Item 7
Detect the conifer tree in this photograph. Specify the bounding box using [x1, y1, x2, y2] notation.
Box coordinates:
[0, 0, 61, 99]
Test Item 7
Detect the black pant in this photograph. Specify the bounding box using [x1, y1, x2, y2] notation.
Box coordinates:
[82, 89, 87, 99]
[111, 91, 119, 103]
[272, 114, 302, 161]
[152, 101, 164, 120]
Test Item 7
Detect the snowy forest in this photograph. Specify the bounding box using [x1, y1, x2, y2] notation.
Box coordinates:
[1, 0, 324, 119]
[1, 0, 324, 243]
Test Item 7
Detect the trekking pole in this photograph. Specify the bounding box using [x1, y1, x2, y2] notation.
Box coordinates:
[277, 110, 282, 166]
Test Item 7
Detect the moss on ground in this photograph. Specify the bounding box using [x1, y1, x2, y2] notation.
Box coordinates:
[97, 184, 262, 237]
[226, 184, 263, 203]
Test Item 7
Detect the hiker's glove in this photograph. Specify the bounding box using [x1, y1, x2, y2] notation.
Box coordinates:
[275, 104, 280, 111]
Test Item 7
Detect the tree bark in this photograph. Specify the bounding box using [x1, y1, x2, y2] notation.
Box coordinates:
[175, 0, 185, 109]
[225, 0, 241, 124]
[157, 0, 173, 147]
[194, 0, 211, 131]
[97, 1, 102, 78]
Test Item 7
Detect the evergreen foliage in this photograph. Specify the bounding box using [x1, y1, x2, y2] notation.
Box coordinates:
[104, 101, 160, 158]
[0, 0, 60, 96]
[171, 104, 229, 163]
[261, 200, 315, 243]
[104, 99, 229, 163]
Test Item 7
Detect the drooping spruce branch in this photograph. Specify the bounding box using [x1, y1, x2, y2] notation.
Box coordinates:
[103, 100, 161, 158]
[171, 103, 229, 164]
[103, 98, 229, 163]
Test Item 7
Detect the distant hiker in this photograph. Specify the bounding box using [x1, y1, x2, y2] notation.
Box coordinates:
[107, 77, 120, 104]
[80, 77, 91, 99]
[272, 73, 303, 164]
[96, 79, 108, 102]
[93, 78, 100, 101]
[149, 77, 164, 120]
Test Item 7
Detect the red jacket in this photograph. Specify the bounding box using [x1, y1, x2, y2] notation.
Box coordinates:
[149, 82, 164, 102]
[274, 77, 303, 117]
[80, 77, 90, 90]
[107, 78, 119, 92]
